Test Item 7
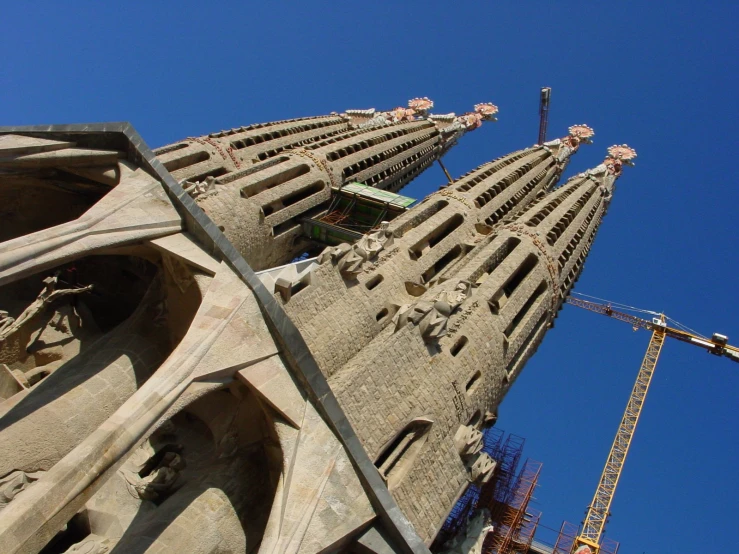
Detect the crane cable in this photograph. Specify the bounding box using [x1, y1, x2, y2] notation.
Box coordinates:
[570, 291, 709, 339]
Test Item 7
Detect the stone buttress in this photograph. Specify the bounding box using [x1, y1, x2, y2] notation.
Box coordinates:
[0, 127, 430, 554]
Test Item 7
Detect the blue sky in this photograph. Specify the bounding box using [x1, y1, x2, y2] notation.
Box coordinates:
[3, 2, 738, 552]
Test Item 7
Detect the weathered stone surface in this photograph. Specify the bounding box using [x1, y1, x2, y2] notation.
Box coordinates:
[0, 119, 630, 554]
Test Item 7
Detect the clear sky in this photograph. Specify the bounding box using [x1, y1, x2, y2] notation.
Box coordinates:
[3, 2, 738, 552]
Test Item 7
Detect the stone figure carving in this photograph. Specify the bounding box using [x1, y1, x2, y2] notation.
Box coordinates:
[439, 508, 493, 554]
[433, 280, 472, 316]
[453, 425, 484, 460]
[394, 280, 472, 342]
[484, 410, 498, 426]
[468, 452, 496, 485]
[335, 248, 365, 279]
[0, 311, 12, 335]
[319, 222, 394, 280]
[122, 445, 185, 502]
[354, 222, 394, 259]
[418, 305, 451, 343]
[0, 470, 44, 511]
[182, 175, 217, 200]
[0, 273, 92, 343]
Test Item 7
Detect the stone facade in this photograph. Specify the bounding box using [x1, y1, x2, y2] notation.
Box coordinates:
[273, 128, 637, 540]
[0, 116, 634, 554]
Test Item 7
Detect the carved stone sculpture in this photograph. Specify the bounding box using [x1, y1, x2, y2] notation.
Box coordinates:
[0, 274, 92, 343]
[453, 425, 484, 460]
[439, 508, 493, 554]
[182, 175, 217, 200]
[468, 452, 496, 485]
[62, 535, 112, 554]
[121, 445, 185, 502]
[0, 470, 43, 511]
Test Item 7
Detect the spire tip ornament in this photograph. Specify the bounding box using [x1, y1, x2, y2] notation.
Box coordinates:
[563, 124, 595, 149]
[408, 97, 434, 114]
[474, 103, 499, 119]
[607, 144, 637, 162]
[457, 103, 499, 130]
[605, 144, 637, 176]
[541, 124, 594, 162]
[568, 124, 595, 142]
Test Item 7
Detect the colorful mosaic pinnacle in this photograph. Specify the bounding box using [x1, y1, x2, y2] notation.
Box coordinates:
[605, 144, 638, 176]
[569, 124, 595, 141]
[607, 144, 638, 162]
[458, 103, 499, 129]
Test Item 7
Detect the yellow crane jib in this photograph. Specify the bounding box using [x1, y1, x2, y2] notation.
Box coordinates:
[563, 296, 737, 554]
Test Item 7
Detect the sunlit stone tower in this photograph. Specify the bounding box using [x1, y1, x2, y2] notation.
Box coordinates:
[278, 134, 637, 540]
[155, 99, 498, 269]
[0, 111, 634, 554]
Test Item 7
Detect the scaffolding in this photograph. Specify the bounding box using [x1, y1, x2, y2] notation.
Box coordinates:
[552, 522, 619, 554]
[482, 459, 543, 554]
[479, 432, 526, 510]
[301, 182, 416, 246]
[432, 429, 528, 550]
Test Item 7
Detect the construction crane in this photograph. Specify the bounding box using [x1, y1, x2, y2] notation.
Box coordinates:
[563, 295, 738, 554]
[538, 87, 551, 145]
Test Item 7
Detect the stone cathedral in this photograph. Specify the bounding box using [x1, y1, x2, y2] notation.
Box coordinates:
[0, 98, 635, 554]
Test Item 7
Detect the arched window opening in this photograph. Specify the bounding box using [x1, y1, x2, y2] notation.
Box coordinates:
[421, 244, 464, 284]
[450, 336, 468, 357]
[466, 370, 482, 395]
[474, 237, 520, 287]
[374, 417, 433, 490]
[502, 254, 538, 298]
[365, 274, 384, 291]
[506, 310, 549, 381]
[468, 410, 482, 427]
[186, 166, 228, 184]
[161, 150, 209, 172]
[376, 307, 389, 322]
[261, 181, 325, 217]
[505, 281, 547, 338]
[408, 213, 464, 259]
[240, 163, 310, 198]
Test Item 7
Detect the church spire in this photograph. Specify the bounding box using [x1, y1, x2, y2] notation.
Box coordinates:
[438, 124, 593, 231]
[342, 96, 435, 127]
[429, 102, 499, 155]
[540, 124, 595, 171]
[155, 98, 499, 269]
[508, 144, 636, 300]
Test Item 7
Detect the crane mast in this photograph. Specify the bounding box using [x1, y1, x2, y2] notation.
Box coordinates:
[538, 87, 551, 145]
[563, 296, 738, 554]
[576, 327, 665, 551]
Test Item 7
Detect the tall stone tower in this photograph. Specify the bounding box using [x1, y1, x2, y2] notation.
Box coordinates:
[275, 131, 636, 540]
[154, 99, 498, 269]
[0, 112, 634, 554]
